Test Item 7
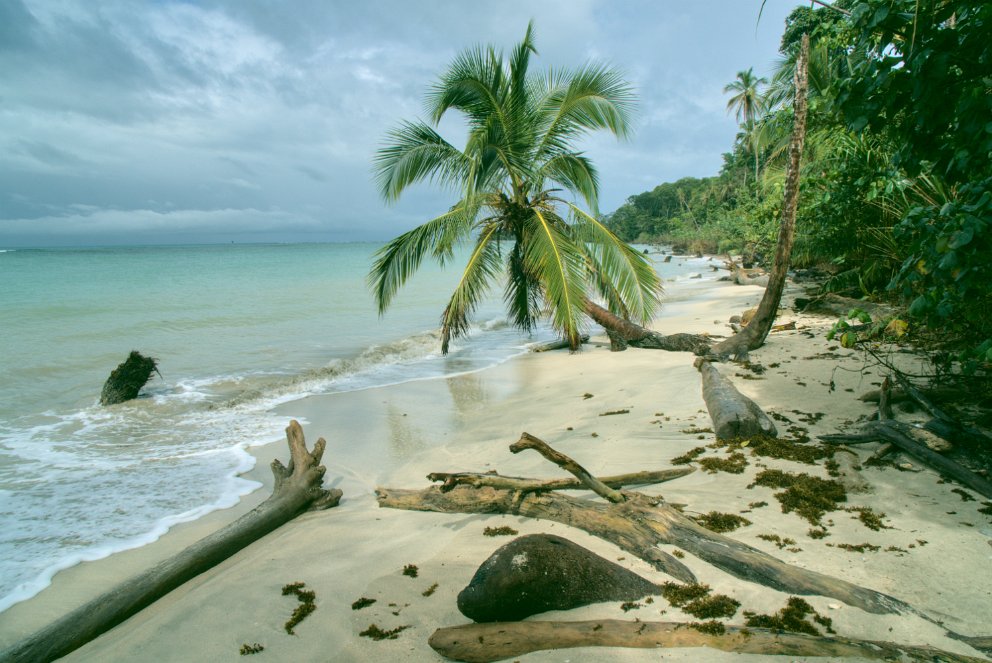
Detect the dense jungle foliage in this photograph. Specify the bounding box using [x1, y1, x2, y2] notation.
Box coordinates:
[606, 0, 991, 365]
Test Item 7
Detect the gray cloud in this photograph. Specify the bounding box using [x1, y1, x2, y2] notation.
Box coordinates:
[0, 0, 800, 247]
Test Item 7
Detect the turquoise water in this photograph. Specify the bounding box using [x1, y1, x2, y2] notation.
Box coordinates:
[0, 242, 712, 612]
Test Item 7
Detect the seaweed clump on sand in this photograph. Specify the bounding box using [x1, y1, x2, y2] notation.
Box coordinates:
[744, 596, 834, 635]
[351, 597, 376, 610]
[483, 526, 518, 537]
[239, 643, 264, 655]
[749, 470, 847, 525]
[402, 564, 419, 578]
[359, 624, 411, 641]
[660, 582, 740, 620]
[671, 447, 707, 465]
[718, 435, 832, 465]
[100, 350, 160, 405]
[698, 452, 748, 474]
[693, 511, 752, 533]
[282, 582, 317, 634]
[846, 506, 888, 530]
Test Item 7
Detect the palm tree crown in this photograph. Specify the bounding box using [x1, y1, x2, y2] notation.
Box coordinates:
[369, 23, 662, 353]
[724, 68, 767, 127]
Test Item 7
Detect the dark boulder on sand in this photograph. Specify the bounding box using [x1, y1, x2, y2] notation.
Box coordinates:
[457, 534, 658, 622]
[100, 351, 159, 405]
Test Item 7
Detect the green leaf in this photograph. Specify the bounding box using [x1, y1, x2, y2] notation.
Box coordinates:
[948, 227, 974, 249]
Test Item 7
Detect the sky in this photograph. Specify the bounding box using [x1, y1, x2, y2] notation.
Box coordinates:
[0, 0, 804, 247]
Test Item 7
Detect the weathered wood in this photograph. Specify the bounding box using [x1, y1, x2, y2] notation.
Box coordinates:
[509, 433, 625, 503]
[695, 359, 777, 440]
[583, 301, 711, 354]
[821, 420, 992, 500]
[428, 620, 987, 663]
[530, 335, 589, 353]
[708, 35, 809, 360]
[426, 467, 694, 493]
[833, 447, 872, 494]
[376, 485, 911, 615]
[0, 421, 341, 663]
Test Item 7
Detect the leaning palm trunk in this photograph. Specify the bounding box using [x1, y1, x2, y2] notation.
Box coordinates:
[583, 300, 710, 354]
[710, 34, 809, 360]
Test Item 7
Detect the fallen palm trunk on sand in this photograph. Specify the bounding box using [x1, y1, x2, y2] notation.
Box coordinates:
[428, 620, 986, 663]
[583, 301, 710, 354]
[0, 421, 341, 663]
[696, 358, 777, 440]
[377, 433, 912, 616]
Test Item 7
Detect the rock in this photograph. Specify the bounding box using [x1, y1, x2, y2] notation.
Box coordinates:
[100, 351, 159, 405]
[457, 534, 658, 622]
[689, 273, 702, 279]
[663, 255, 672, 263]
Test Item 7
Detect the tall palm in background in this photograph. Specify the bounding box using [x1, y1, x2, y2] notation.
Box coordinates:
[724, 68, 768, 183]
[369, 23, 662, 353]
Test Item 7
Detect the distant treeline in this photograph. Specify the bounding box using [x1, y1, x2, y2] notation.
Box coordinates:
[607, 0, 991, 365]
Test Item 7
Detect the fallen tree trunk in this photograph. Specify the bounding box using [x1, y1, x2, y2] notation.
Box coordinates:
[821, 420, 992, 500]
[426, 467, 694, 493]
[428, 620, 986, 663]
[708, 35, 809, 361]
[530, 335, 589, 353]
[583, 301, 711, 354]
[377, 434, 913, 617]
[0, 421, 342, 663]
[798, 292, 897, 321]
[696, 359, 777, 440]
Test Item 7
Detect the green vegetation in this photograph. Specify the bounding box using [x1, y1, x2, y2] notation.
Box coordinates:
[370, 23, 661, 353]
[606, 0, 992, 372]
[743, 596, 834, 635]
[749, 469, 847, 525]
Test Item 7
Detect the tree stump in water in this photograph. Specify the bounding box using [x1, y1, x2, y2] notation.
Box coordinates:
[100, 351, 160, 405]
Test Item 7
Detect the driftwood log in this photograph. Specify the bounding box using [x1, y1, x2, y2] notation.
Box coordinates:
[428, 620, 987, 663]
[798, 292, 897, 321]
[708, 36, 809, 361]
[583, 301, 711, 354]
[530, 335, 589, 352]
[0, 421, 341, 663]
[821, 420, 992, 500]
[377, 433, 914, 617]
[696, 359, 777, 440]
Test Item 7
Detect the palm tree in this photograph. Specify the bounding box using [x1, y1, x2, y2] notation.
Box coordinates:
[369, 23, 661, 354]
[724, 68, 768, 183]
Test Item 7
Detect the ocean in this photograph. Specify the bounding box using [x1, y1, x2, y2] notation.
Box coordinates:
[0, 242, 713, 613]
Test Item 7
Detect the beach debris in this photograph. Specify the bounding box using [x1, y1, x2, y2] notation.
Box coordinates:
[359, 624, 411, 641]
[402, 564, 419, 578]
[239, 642, 265, 655]
[0, 420, 342, 663]
[482, 526, 517, 536]
[427, 619, 984, 662]
[378, 432, 921, 618]
[599, 408, 630, 416]
[100, 350, 160, 405]
[748, 469, 847, 525]
[695, 359, 777, 440]
[456, 534, 659, 622]
[351, 597, 376, 610]
[422, 583, 439, 597]
[282, 582, 317, 634]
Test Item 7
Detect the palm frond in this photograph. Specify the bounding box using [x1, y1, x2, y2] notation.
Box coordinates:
[367, 202, 478, 313]
[374, 121, 470, 202]
[523, 209, 587, 347]
[540, 153, 599, 213]
[440, 223, 503, 354]
[570, 204, 662, 323]
[535, 63, 634, 162]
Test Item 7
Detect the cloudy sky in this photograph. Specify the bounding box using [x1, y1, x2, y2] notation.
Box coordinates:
[1, 0, 802, 247]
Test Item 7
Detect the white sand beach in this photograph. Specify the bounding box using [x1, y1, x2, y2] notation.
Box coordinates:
[2, 273, 990, 662]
